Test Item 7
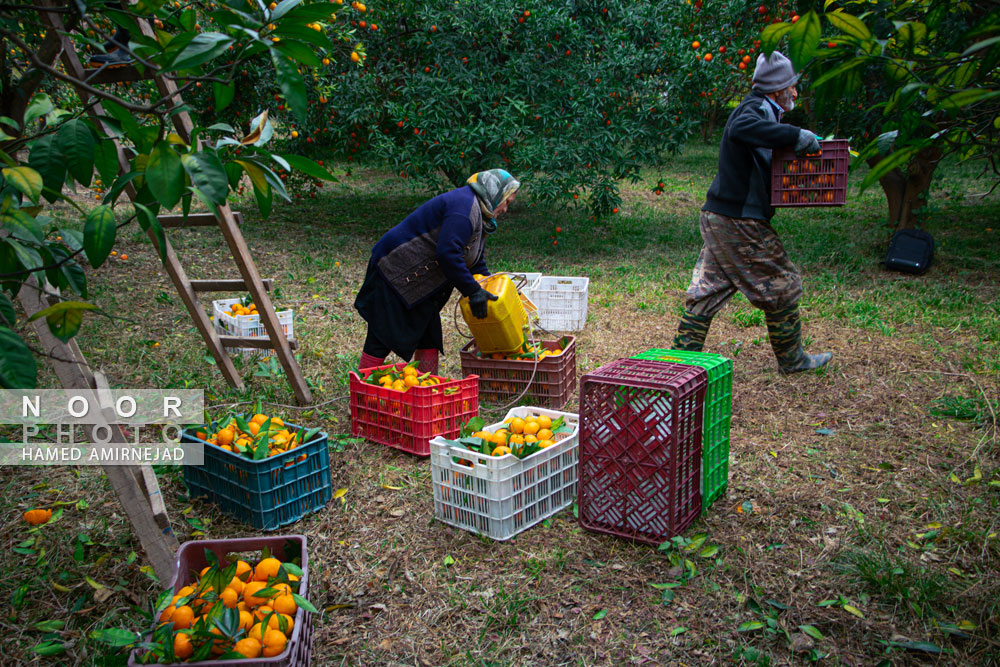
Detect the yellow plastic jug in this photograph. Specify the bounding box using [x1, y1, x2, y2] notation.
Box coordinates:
[460, 274, 537, 354]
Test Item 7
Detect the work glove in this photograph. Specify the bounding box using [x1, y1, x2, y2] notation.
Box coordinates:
[794, 129, 822, 156]
[468, 287, 498, 319]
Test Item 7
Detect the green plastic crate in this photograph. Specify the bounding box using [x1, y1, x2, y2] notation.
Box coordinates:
[631, 349, 732, 511]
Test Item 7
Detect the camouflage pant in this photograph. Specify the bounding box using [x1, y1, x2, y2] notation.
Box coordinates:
[684, 210, 802, 316]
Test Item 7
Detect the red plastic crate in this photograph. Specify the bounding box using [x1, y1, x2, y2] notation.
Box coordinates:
[129, 535, 313, 667]
[459, 336, 577, 409]
[349, 363, 479, 457]
[578, 358, 706, 546]
[771, 139, 849, 207]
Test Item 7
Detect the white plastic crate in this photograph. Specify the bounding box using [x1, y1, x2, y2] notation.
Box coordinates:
[532, 276, 589, 331]
[430, 406, 579, 541]
[509, 272, 542, 299]
[212, 298, 294, 357]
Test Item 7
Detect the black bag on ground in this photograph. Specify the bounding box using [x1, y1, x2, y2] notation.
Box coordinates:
[884, 228, 934, 274]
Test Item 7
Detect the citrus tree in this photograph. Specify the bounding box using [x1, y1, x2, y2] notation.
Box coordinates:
[0, 0, 359, 387]
[266, 1, 710, 216]
[768, 1, 1000, 231]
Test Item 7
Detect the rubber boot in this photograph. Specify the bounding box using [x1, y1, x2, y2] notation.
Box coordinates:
[765, 305, 832, 374]
[672, 310, 713, 352]
[414, 348, 439, 375]
[358, 352, 385, 372]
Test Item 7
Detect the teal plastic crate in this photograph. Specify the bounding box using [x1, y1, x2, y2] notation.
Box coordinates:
[632, 349, 732, 511]
[182, 421, 332, 530]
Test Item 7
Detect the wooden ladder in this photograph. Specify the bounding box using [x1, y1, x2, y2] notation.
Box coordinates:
[38, 3, 313, 404]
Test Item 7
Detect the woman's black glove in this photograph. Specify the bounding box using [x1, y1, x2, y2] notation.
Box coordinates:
[468, 288, 498, 319]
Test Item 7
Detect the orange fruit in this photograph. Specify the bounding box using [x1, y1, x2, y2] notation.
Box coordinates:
[253, 604, 275, 623]
[510, 418, 525, 434]
[537, 415, 552, 429]
[220, 587, 239, 609]
[262, 629, 288, 657]
[491, 445, 512, 457]
[253, 557, 283, 582]
[238, 610, 254, 631]
[159, 604, 175, 623]
[177, 585, 195, 598]
[522, 421, 540, 436]
[170, 605, 195, 630]
[248, 622, 267, 642]
[174, 631, 194, 659]
[267, 612, 294, 635]
[242, 581, 273, 608]
[537, 429, 553, 441]
[227, 577, 245, 595]
[23, 508, 52, 525]
[251, 414, 268, 425]
[272, 594, 297, 616]
[270, 417, 285, 427]
[234, 637, 262, 658]
[272, 583, 293, 596]
[216, 427, 235, 447]
[234, 560, 253, 582]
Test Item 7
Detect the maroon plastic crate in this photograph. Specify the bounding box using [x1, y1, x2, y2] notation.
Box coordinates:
[577, 359, 706, 546]
[129, 535, 313, 666]
[771, 139, 849, 207]
[349, 363, 479, 457]
[459, 336, 576, 409]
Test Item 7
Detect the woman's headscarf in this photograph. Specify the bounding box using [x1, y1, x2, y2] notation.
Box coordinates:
[466, 169, 521, 232]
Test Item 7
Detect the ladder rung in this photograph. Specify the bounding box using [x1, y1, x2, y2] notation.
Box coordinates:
[218, 336, 298, 351]
[190, 279, 272, 293]
[158, 212, 243, 228]
[83, 65, 156, 85]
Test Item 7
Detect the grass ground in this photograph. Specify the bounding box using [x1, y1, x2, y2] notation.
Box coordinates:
[1, 142, 998, 666]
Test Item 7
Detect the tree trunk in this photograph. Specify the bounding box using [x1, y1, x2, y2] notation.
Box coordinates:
[868, 145, 942, 233]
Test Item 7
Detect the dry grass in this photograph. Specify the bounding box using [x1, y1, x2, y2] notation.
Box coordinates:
[1, 151, 998, 666]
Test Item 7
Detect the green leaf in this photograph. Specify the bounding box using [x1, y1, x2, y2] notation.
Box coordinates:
[24, 94, 54, 128]
[826, 10, 871, 41]
[889, 640, 942, 653]
[761, 23, 794, 57]
[170, 32, 235, 71]
[180, 151, 228, 206]
[32, 640, 65, 656]
[8, 238, 43, 278]
[133, 203, 167, 263]
[670, 626, 687, 636]
[291, 592, 318, 613]
[0, 292, 16, 327]
[799, 624, 824, 640]
[146, 141, 185, 210]
[699, 544, 719, 558]
[443, 554, 455, 566]
[738, 620, 765, 632]
[280, 154, 336, 181]
[593, 609, 607, 620]
[938, 89, 1000, 113]
[2, 209, 46, 244]
[49, 244, 87, 298]
[273, 39, 323, 68]
[84, 205, 117, 269]
[213, 82, 236, 111]
[270, 0, 305, 22]
[0, 326, 37, 388]
[31, 619, 65, 632]
[2, 167, 43, 203]
[860, 145, 920, 192]
[842, 604, 865, 618]
[28, 301, 98, 343]
[27, 134, 65, 203]
[809, 57, 866, 90]
[93, 139, 121, 186]
[962, 35, 1000, 57]
[57, 120, 96, 186]
[788, 11, 822, 71]
[90, 628, 140, 647]
[271, 51, 308, 124]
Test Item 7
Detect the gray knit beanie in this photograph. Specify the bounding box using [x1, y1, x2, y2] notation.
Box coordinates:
[752, 51, 799, 93]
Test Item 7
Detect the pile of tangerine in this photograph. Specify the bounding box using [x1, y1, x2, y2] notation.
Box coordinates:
[471, 413, 561, 458]
[366, 362, 447, 392]
[153, 554, 308, 661]
[196, 414, 311, 461]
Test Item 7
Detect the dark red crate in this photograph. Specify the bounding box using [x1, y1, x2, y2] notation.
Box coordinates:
[771, 139, 849, 207]
[349, 363, 479, 457]
[459, 336, 576, 409]
[129, 535, 313, 667]
[578, 358, 706, 546]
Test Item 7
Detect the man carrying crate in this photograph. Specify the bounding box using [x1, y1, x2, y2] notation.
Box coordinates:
[672, 51, 832, 374]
